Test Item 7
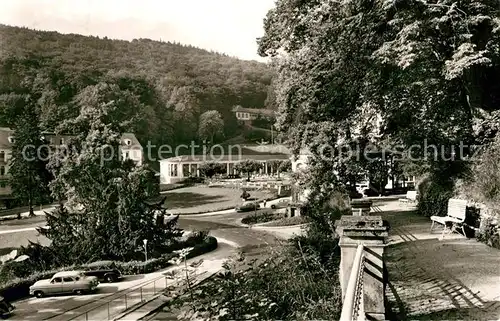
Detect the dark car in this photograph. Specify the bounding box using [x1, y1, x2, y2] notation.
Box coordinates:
[83, 268, 122, 283]
[0, 296, 14, 319]
[235, 201, 260, 212]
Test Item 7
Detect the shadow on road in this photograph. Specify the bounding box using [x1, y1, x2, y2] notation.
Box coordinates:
[121, 274, 146, 282]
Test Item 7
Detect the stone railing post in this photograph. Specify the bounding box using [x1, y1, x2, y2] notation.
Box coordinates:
[335, 215, 389, 320]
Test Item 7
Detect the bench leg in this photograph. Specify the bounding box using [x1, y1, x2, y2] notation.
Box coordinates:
[439, 223, 452, 240]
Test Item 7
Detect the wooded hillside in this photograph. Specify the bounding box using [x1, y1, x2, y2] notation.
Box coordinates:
[0, 24, 274, 155]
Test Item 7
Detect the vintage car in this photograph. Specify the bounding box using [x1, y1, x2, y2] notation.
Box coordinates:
[270, 199, 291, 209]
[235, 201, 260, 212]
[83, 264, 123, 283]
[29, 271, 99, 298]
[0, 296, 15, 319]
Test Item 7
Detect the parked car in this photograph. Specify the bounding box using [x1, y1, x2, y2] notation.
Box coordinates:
[29, 271, 99, 298]
[0, 296, 14, 319]
[83, 266, 122, 283]
[235, 201, 260, 212]
[270, 199, 290, 209]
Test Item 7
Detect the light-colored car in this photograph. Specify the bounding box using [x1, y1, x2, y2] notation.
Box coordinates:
[270, 199, 290, 209]
[29, 270, 99, 298]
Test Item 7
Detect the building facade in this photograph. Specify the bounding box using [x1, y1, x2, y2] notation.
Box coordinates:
[159, 154, 291, 184]
[0, 128, 143, 206]
[232, 106, 276, 121]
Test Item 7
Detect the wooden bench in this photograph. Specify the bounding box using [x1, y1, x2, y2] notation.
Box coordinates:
[399, 191, 418, 205]
[430, 198, 467, 239]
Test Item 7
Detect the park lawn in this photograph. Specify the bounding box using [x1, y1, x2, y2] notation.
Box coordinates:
[0, 230, 50, 255]
[164, 186, 274, 214]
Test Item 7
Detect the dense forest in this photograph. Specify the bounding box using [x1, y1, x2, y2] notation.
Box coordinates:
[0, 24, 275, 161]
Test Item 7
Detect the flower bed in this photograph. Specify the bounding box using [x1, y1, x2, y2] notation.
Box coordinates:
[241, 212, 282, 225]
[0, 236, 217, 302]
[259, 216, 309, 227]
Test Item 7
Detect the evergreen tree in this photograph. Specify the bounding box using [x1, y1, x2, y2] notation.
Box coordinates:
[8, 95, 52, 216]
[42, 82, 182, 263]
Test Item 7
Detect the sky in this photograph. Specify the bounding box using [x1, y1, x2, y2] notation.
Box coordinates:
[0, 0, 276, 62]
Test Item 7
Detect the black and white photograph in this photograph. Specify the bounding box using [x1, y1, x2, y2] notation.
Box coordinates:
[0, 0, 499, 320]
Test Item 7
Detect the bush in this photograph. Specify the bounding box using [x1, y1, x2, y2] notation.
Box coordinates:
[476, 216, 500, 249]
[263, 216, 309, 227]
[417, 180, 454, 217]
[241, 212, 280, 225]
[0, 236, 218, 301]
[172, 243, 341, 320]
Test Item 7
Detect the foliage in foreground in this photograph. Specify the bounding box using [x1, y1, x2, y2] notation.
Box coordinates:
[169, 203, 345, 320]
[171, 241, 341, 321]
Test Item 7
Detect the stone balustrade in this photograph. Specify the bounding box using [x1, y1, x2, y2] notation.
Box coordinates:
[336, 215, 389, 320]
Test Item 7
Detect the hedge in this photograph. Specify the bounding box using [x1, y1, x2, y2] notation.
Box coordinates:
[0, 236, 217, 302]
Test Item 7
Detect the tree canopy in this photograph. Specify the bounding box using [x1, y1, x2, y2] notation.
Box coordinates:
[258, 0, 500, 200]
[42, 82, 182, 263]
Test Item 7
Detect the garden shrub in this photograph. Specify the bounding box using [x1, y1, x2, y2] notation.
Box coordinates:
[263, 216, 309, 227]
[417, 180, 454, 217]
[241, 212, 280, 225]
[476, 216, 500, 249]
[171, 243, 341, 320]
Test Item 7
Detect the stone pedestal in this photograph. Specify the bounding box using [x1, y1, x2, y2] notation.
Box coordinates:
[336, 215, 389, 320]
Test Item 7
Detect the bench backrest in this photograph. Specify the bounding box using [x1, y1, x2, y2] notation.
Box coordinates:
[407, 191, 417, 201]
[447, 198, 467, 221]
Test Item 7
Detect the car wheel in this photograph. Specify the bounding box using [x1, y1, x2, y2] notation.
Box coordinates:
[105, 275, 115, 283]
[74, 289, 84, 295]
[34, 291, 44, 298]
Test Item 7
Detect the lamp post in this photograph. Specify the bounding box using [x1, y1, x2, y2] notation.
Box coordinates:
[143, 239, 148, 262]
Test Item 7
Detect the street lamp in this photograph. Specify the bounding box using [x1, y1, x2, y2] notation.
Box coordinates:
[143, 239, 148, 262]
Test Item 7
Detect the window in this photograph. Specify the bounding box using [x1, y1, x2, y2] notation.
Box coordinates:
[60, 138, 64, 145]
[63, 277, 74, 282]
[170, 164, 178, 177]
[0, 166, 5, 176]
[51, 277, 62, 284]
[0, 151, 4, 162]
[124, 139, 132, 146]
[0, 181, 6, 188]
[124, 152, 129, 159]
[7, 136, 14, 144]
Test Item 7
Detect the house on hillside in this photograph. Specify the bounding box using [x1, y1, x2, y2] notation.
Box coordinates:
[232, 106, 276, 122]
[0, 128, 143, 208]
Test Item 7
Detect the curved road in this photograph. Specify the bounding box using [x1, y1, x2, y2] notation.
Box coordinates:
[1, 208, 286, 320]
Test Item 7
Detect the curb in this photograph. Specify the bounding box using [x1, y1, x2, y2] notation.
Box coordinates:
[251, 223, 309, 230]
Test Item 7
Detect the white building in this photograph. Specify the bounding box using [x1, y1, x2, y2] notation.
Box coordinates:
[159, 154, 290, 184]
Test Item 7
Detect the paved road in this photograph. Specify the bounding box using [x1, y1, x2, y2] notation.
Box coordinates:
[3, 209, 283, 320]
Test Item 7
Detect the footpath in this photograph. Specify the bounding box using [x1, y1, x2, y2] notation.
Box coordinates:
[380, 201, 500, 320]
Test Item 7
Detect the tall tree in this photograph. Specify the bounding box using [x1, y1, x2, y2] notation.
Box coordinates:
[235, 160, 263, 182]
[198, 110, 224, 144]
[44, 82, 182, 263]
[8, 95, 52, 216]
[198, 162, 226, 179]
[258, 0, 500, 203]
